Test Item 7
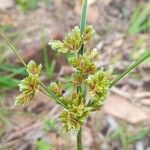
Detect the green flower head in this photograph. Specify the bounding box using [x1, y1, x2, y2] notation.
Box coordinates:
[89, 48, 99, 61]
[49, 26, 81, 54]
[14, 61, 41, 106]
[72, 72, 85, 87]
[19, 75, 40, 92]
[69, 55, 96, 75]
[86, 70, 111, 109]
[27, 60, 42, 75]
[82, 25, 95, 44]
[59, 104, 91, 132]
[49, 81, 64, 97]
[48, 40, 68, 53]
[14, 91, 35, 106]
[14, 75, 40, 106]
[63, 26, 81, 53]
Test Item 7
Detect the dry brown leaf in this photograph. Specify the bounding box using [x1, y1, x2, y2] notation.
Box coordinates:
[104, 94, 148, 124]
[111, 87, 131, 99]
[140, 98, 150, 106]
[112, 38, 124, 48]
[48, 133, 65, 149]
[74, 1, 98, 23]
[58, 66, 75, 77]
[0, 0, 14, 10]
[54, 0, 63, 9]
[134, 92, 150, 99]
[75, 0, 96, 7]
[7, 123, 40, 141]
[87, 6, 99, 23]
[83, 127, 93, 147]
[88, 0, 97, 6]
[0, 14, 16, 25]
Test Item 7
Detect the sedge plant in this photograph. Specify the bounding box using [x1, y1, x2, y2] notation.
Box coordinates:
[0, 0, 150, 149]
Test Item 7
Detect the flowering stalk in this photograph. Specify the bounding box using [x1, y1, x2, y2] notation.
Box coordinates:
[0, 33, 26, 66]
[0, 33, 65, 107]
[77, 0, 88, 149]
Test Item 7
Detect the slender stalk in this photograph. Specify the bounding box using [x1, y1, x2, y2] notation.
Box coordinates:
[78, 0, 88, 55]
[77, 0, 88, 150]
[77, 128, 82, 150]
[0, 33, 26, 66]
[80, 0, 88, 36]
[0, 32, 67, 108]
[110, 49, 150, 88]
[39, 81, 67, 108]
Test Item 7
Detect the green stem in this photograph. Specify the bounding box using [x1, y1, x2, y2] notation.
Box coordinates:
[0, 33, 26, 66]
[77, 128, 82, 150]
[78, 0, 88, 55]
[80, 0, 88, 36]
[110, 49, 150, 88]
[39, 81, 67, 108]
[0, 32, 67, 108]
[77, 0, 88, 150]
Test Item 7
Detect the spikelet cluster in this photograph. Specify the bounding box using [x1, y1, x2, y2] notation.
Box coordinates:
[48, 25, 94, 54]
[49, 25, 112, 131]
[14, 61, 42, 106]
[60, 104, 91, 131]
[49, 82, 91, 131]
[49, 81, 64, 97]
[86, 70, 110, 110]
